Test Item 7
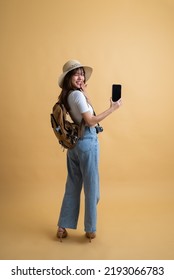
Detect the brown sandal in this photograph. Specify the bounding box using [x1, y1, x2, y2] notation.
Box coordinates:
[57, 228, 68, 242]
[86, 232, 96, 242]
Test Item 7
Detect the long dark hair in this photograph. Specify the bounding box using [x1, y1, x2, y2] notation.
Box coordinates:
[58, 67, 86, 111]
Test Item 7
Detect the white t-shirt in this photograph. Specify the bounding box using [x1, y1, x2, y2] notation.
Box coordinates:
[68, 90, 94, 124]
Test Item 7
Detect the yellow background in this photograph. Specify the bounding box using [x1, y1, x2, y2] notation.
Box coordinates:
[0, 0, 174, 259]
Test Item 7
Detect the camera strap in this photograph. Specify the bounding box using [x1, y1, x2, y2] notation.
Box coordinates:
[83, 93, 103, 132]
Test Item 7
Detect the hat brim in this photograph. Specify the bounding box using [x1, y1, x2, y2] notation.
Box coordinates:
[58, 65, 93, 88]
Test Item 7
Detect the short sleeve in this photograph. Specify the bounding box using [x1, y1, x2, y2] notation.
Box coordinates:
[70, 90, 90, 113]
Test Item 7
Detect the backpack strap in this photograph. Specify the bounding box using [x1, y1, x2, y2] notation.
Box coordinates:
[79, 118, 85, 139]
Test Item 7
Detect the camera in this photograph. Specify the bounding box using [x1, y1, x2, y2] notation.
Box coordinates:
[95, 125, 103, 134]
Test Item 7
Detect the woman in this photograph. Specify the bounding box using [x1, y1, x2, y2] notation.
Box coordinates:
[57, 60, 122, 242]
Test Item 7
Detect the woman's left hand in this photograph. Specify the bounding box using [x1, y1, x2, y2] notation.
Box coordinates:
[80, 82, 88, 94]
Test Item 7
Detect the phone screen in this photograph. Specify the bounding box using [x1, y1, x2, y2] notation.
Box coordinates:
[112, 84, 122, 102]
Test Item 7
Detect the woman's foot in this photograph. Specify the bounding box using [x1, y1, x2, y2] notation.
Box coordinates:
[57, 228, 68, 242]
[85, 232, 96, 242]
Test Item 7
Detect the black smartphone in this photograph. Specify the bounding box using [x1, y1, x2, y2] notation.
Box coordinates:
[112, 84, 122, 102]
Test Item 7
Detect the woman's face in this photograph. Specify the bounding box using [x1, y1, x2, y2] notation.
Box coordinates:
[71, 68, 85, 89]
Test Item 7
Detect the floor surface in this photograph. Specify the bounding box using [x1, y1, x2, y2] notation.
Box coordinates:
[0, 181, 174, 260]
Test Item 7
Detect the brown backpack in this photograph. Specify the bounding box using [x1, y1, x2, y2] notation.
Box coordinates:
[50, 102, 84, 150]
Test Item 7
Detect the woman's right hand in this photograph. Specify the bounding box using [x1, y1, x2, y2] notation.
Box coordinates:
[110, 98, 122, 112]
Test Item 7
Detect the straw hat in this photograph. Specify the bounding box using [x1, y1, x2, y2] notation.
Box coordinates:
[58, 59, 93, 88]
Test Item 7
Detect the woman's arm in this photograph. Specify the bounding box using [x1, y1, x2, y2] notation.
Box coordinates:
[82, 98, 122, 127]
[80, 82, 122, 126]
